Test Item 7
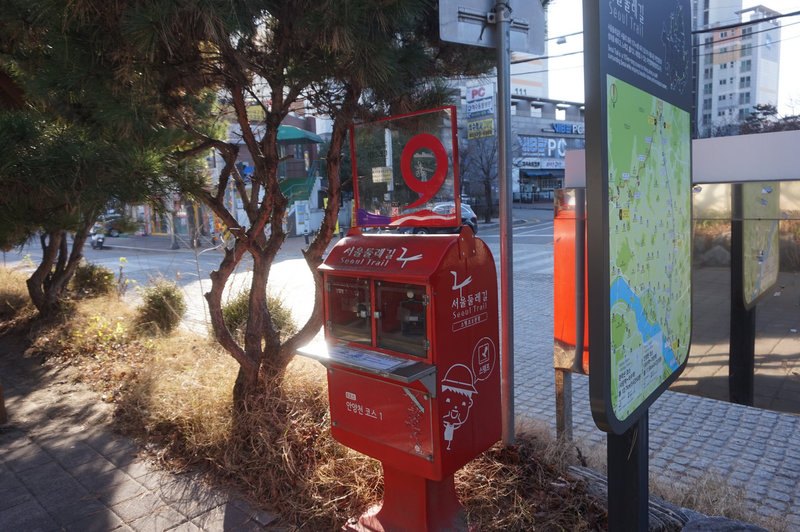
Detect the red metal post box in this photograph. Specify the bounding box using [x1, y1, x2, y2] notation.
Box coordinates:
[553, 188, 589, 374]
[300, 227, 500, 530]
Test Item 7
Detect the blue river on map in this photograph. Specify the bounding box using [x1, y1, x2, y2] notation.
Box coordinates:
[610, 278, 680, 372]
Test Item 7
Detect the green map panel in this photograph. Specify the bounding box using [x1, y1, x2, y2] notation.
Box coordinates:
[606, 75, 692, 421]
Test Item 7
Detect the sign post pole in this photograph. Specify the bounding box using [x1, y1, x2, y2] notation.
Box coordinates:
[494, 1, 515, 446]
[440, 0, 544, 447]
[607, 411, 649, 531]
[583, 0, 692, 528]
[729, 184, 756, 405]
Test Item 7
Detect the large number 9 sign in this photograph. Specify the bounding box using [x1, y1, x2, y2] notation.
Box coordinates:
[400, 133, 449, 210]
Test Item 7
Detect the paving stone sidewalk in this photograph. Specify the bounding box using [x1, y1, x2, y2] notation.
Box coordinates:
[0, 335, 288, 531]
[513, 272, 800, 530]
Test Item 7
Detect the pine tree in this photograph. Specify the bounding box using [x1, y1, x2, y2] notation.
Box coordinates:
[0, 0, 206, 317]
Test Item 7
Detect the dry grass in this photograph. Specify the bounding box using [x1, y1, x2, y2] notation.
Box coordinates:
[114, 346, 385, 529]
[114, 340, 607, 530]
[650, 472, 788, 532]
[27, 293, 606, 530]
[651, 471, 748, 520]
[457, 423, 606, 531]
[25, 294, 151, 403]
[0, 267, 33, 323]
[4, 287, 778, 531]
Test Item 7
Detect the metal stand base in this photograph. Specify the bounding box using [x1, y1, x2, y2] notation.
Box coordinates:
[345, 465, 467, 532]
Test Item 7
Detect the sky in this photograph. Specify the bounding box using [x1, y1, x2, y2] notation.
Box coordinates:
[544, 0, 800, 115]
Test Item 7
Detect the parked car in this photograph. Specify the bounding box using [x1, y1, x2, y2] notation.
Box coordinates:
[99, 215, 133, 237]
[101, 215, 121, 237]
[403, 202, 478, 235]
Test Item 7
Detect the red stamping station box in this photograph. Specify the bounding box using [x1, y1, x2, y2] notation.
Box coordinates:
[299, 227, 500, 503]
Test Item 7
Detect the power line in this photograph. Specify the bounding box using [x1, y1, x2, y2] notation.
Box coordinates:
[695, 30, 800, 59]
[509, 18, 800, 68]
[507, 31, 800, 78]
[697, 18, 800, 48]
[692, 9, 800, 34]
[511, 49, 583, 65]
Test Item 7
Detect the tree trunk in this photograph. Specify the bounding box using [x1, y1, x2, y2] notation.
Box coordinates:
[27, 231, 64, 317]
[0, 378, 7, 425]
[26, 221, 94, 318]
[199, 85, 361, 408]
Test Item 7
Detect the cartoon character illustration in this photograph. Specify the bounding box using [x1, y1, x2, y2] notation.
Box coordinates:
[441, 364, 477, 450]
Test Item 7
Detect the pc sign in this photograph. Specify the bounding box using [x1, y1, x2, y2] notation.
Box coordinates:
[466, 84, 495, 139]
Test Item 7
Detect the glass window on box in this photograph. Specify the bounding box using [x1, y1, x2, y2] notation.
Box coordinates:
[375, 281, 428, 358]
[327, 276, 371, 346]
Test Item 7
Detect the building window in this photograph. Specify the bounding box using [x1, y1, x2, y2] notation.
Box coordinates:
[742, 27, 753, 38]
[702, 113, 711, 125]
[704, 67, 713, 80]
[742, 44, 752, 57]
[739, 92, 751, 105]
[720, 63, 728, 70]
[719, 95, 726, 101]
[703, 98, 712, 110]
[719, 79, 727, 86]
[741, 59, 751, 72]
[704, 83, 712, 94]
[740, 76, 751, 89]
[720, 31, 728, 38]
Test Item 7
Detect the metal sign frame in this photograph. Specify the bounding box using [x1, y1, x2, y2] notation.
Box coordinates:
[439, 0, 545, 446]
[349, 106, 460, 229]
[584, 0, 693, 435]
[439, 0, 544, 55]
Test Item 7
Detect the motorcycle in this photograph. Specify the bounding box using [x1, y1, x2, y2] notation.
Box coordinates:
[90, 227, 105, 250]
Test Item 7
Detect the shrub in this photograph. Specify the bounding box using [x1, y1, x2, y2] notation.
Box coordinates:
[72, 261, 115, 295]
[222, 290, 298, 341]
[136, 279, 187, 335]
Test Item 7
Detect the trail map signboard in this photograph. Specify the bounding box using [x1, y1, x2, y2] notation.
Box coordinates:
[584, 0, 692, 434]
[741, 182, 780, 308]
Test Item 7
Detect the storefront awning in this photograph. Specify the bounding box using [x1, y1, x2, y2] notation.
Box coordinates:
[277, 125, 324, 144]
[520, 169, 559, 177]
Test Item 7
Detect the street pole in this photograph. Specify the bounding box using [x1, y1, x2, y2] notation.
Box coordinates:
[729, 183, 756, 405]
[607, 411, 649, 531]
[494, 1, 515, 445]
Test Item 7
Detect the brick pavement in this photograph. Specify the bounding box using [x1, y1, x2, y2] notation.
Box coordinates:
[0, 335, 288, 531]
[512, 270, 800, 529]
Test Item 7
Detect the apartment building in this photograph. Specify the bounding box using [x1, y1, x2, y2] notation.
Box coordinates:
[694, 1, 782, 137]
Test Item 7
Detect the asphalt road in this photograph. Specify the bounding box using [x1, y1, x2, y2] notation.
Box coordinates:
[2, 213, 556, 332]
